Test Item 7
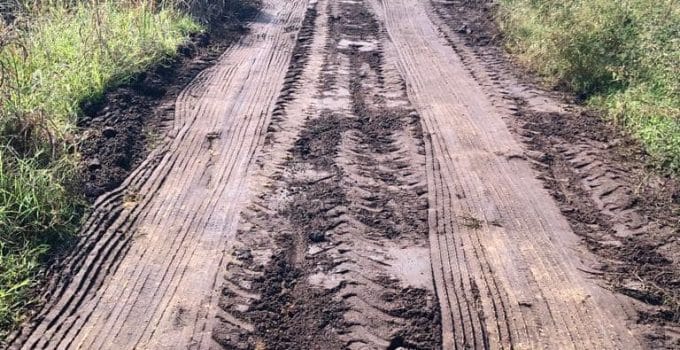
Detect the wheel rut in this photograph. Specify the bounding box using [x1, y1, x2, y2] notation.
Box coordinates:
[371, 0, 646, 348]
[213, 0, 439, 348]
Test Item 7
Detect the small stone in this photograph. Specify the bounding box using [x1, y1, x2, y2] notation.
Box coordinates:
[308, 231, 325, 243]
[87, 158, 101, 170]
[102, 127, 117, 138]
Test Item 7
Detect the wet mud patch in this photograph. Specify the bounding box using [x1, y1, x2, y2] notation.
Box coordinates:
[215, 113, 351, 349]
[250, 268, 346, 350]
[430, 0, 502, 48]
[238, 247, 347, 350]
[339, 0, 429, 243]
[244, 115, 352, 350]
[292, 113, 351, 169]
[350, 81, 403, 154]
[346, 81, 427, 240]
[383, 285, 442, 348]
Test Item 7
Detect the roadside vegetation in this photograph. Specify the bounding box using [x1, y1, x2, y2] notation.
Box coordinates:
[0, 0, 203, 336]
[497, 0, 680, 171]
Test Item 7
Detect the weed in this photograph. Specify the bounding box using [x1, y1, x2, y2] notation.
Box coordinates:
[497, 0, 680, 171]
[460, 215, 483, 230]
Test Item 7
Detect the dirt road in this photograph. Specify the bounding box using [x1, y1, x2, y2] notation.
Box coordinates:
[8, 0, 667, 348]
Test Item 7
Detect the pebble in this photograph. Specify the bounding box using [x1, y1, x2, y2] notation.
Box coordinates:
[87, 158, 101, 170]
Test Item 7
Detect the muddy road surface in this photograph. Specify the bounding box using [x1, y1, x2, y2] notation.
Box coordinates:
[8, 0, 676, 348]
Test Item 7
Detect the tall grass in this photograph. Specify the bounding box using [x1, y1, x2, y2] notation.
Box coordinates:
[0, 0, 202, 336]
[2, 0, 201, 138]
[497, 0, 680, 171]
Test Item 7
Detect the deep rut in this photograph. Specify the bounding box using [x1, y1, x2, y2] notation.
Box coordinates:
[7, 0, 656, 348]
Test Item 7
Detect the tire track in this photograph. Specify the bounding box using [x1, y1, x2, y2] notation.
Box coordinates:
[213, 0, 440, 348]
[370, 0, 645, 348]
[8, 0, 309, 348]
[7, 0, 655, 347]
[430, 1, 679, 346]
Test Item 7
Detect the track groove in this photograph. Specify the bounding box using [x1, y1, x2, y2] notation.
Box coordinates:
[371, 0, 644, 347]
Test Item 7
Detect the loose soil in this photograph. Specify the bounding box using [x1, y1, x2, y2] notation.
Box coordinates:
[213, 1, 440, 347]
[7, 0, 680, 348]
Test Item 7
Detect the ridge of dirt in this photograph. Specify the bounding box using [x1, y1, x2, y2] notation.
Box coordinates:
[430, 0, 680, 347]
[77, 25, 247, 202]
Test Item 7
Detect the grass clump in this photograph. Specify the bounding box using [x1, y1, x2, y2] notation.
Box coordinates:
[497, 0, 680, 171]
[0, 0, 202, 336]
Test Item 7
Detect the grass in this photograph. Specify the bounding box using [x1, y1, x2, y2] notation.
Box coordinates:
[0, 0, 203, 336]
[496, 0, 680, 171]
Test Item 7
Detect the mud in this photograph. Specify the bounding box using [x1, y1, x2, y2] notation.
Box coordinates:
[10, 0, 678, 348]
[519, 106, 680, 347]
[77, 29, 243, 201]
[431, 0, 680, 346]
[213, 0, 440, 348]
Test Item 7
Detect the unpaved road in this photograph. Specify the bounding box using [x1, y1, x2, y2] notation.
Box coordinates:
[8, 0, 670, 348]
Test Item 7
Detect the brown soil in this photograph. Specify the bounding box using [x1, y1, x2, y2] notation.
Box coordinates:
[213, 1, 440, 347]
[77, 29, 245, 201]
[8, 0, 680, 348]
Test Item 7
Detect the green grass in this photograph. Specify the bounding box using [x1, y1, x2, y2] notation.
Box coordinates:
[497, 0, 680, 171]
[0, 0, 202, 336]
